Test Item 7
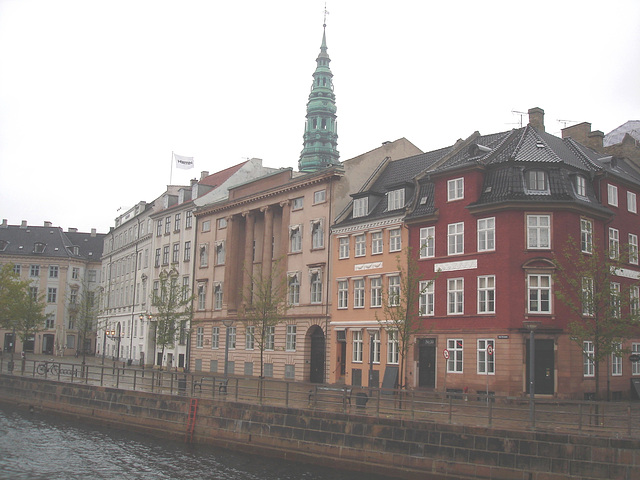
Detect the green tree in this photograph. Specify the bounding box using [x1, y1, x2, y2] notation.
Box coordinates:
[240, 258, 289, 380]
[150, 270, 193, 370]
[554, 236, 640, 400]
[377, 248, 435, 390]
[67, 281, 101, 367]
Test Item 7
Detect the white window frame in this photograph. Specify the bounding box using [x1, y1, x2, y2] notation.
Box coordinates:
[447, 177, 464, 201]
[608, 184, 618, 207]
[245, 326, 255, 350]
[631, 286, 640, 317]
[313, 189, 326, 204]
[447, 339, 463, 373]
[198, 284, 206, 310]
[632, 343, 640, 375]
[352, 330, 363, 362]
[285, 325, 297, 351]
[196, 327, 204, 348]
[338, 237, 349, 259]
[337, 280, 348, 309]
[354, 234, 366, 257]
[288, 273, 300, 306]
[628, 191, 637, 213]
[389, 228, 402, 252]
[387, 330, 399, 364]
[387, 188, 405, 211]
[447, 222, 464, 255]
[211, 327, 219, 349]
[580, 218, 593, 254]
[575, 175, 587, 197]
[388, 275, 400, 306]
[353, 278, 365, 308]
[477, 275, 495, 314]
[447, 278, 464, 315]
[370, 277, 382, 308]
[612, 343, 622, 376]
[477, 339, 495, 375]
[585, 341, 596, 376]
[419, 280, 434, 316]
[265, 325, 275, 351]
[290, 225, 302, 253]
[353, 197, 368, 218]
[629, 233, 638, 265]
[477, 218, 495, 252]
[609, 227, 619, 259]
[310, 270, 322, 304]
[528, 274, 551, 314]
[527, 214, 551, 250]
[371, 231, 383, 255]
[419, 226, 435, 258]
[292, 197, 304, 210]
[526, 170, 548, 193]
[311, 219, 324, 249]
[582, 277, 594, 316]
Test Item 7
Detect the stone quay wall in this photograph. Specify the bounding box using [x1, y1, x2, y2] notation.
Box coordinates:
[0, 374, 638, 480]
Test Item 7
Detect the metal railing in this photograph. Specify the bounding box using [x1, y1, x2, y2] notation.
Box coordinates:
[2, 357, 639, 438]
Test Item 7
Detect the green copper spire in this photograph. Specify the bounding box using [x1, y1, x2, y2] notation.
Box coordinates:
[298, 22, 339, 173]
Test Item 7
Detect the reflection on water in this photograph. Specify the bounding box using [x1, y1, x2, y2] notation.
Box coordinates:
[0, 404, 393, 480]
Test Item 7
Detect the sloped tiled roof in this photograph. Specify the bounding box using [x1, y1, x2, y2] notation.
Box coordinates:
[0, 225, 104, 261]
[199, 160, 250, 188]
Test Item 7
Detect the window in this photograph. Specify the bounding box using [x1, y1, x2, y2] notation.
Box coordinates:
[633, 343, 640, 375]
[30, 265, 39, 277]
[172, 243, 180, 263]
[371, 231, 383, 254]
[47, 287, 57, 303]
[447, 339, 463, 373]
[477, 275, 495, 314]
[447, 222, 464, 255]
[265, 326, 275, 350]
[370, 277, 382, 307]
[582, 277, 594, 316]
[387, 188, 405, 211]
[174, 213, 181, 231]
[609, 228, 619, 259]
[13, 264, 21, 275]
[575, 175, 587, 197]
[182, 276, 190, 302]
[228, 326, 236, 349]
[477, 218, 495, 252]
[185, 211, 193, 229]
[387, 330, 399, 364]
[338, 237, 349, 259]
[245, 326, 255, 350]
[215, 242, 226, 265]
[199, 244, 208, 267]
[372, 331, 381, 363]
[477, 339, 495, 374]
[419, 227, 435, 258]
[71, 267, 79, 280]
[45, 314, 55, 329]
[286, 325, 297, 351]
[448, 178, 464, 201]
[337, 280, 348, 309]
[628, 191, 637, 213]
[156, 219, 162, 236]
[581, 219, 593, 254]
[162, 245, 169, 265]
[526, 170, 547, 192]
[197, 284, 206, 310]
[290, 226, 302, 253]
[310, 271, 322, 304]
[388, 275, 400, 306]
[389, 228, 402, 252]
[214, 283, 223, 310]
[217, 217, 227, 229]
[201, 220, 211, 232]
[629, 234, 638, 264]
[33, 242, 46, 254]
[184, 241, 191, 262]
[196, 327, 204, 348]
[528, 274, 551, 313]
[164, 216, 171, 234]
[69, 289, 77, 305]
[631, 286, 640, 317]
[447, 278, 464, 315]
[353, 278, 365, 308]
[354, 234, 366, 257]
[49, 265, 58, 278]
[353, 197, 368, 218]
[352, 330, 363, 362]
[288, 274, 300, 305]
[211, 327, 219, 349]
[608, 184, 618, 207]
[612, 343, 622, 376]
[419, 280, 434, 316]
[292, 197, 304, 210]
[611, 282, 621, 318]
[527, 214, 550, 249]
[29, 286, 38, 301]
[313, 189, 326, 204]
[311, 220, 324, 249]
[0, 240, 7, 252]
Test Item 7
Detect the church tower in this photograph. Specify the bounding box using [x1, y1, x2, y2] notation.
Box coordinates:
[298, 21, 339, 173]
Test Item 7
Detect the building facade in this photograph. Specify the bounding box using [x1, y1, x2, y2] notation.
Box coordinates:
[0, 220, 104, 356]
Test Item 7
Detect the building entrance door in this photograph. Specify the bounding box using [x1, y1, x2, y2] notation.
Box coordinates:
[4, 333, 15, 353]
[309, 326, 325, 383]
[418, 338, 436, 388]
[42, 334, 55, 355]
[526, 339, 555, 395]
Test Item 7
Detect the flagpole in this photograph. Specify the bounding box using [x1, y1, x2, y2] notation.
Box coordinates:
[170, 151, 174, 185]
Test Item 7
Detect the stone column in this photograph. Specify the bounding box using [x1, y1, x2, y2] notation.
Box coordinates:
[261, 205, 274, 280]
[224, 214, 239, 312]
[279, 200, 290, 260]
[242, 211, 255, 304]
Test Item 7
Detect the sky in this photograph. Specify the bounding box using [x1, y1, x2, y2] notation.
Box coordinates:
[1, 0, 639, 234]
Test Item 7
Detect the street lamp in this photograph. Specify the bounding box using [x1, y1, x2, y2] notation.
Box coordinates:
[524, 321, 541, 428]
[223, 319, 234, 378]
[367, 328, 378, 390]
[138, 314, 152, 367]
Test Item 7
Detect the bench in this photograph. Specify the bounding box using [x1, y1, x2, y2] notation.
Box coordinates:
[308, 386, 352, 406]
[193, 377, 204, 392]
[218, 378, 229, 394]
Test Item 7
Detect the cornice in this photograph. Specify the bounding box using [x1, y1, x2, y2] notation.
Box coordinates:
[331, 216, 403, 235]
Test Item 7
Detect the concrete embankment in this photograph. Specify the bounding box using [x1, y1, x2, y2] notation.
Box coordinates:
[1, 374, 638, 480]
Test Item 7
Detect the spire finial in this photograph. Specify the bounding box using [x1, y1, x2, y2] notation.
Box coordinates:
[323, 2, 328, 28]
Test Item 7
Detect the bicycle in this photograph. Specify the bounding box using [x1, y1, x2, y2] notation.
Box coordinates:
[36, 361, 59, 376]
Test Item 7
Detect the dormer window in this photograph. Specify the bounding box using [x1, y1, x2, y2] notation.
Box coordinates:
[525, 170, 548, 194]
[447, 178, 464, 201]
[33, 242, 46, 254]
[387, 188, 405, 211]
[0, 240, 8, 252]
[353, 197, 368, 218]
[574, 175, 587, 198]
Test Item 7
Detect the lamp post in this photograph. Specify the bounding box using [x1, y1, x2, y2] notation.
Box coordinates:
[367, 328, 378, 390]
[139, 313, 152, 367]
[524, 321, 540, 428]
[223, 320, 234, 377]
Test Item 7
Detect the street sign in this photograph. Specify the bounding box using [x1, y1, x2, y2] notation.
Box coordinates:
[443, 349, 449, 360]
[487, 345, 494, 356]
[630, 354, 640, 362]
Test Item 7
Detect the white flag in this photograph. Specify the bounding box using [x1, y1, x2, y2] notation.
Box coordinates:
[174, 153, 194, 170]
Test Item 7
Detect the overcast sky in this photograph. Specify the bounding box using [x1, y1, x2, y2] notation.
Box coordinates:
[1, 0, 639, 233]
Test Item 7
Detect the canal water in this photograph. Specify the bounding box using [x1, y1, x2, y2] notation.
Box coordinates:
[0, 403, 394, 480]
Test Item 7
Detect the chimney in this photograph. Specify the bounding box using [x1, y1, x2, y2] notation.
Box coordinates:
[91, 228, 97, 237]
[587, 130, 604, 151]
[190, 178, 198, 186]
[200, 171, 209, 181]
[528, 107, 545, 132]
[44, 221, 52, 227]
[1, 219, 7, 228]
[67, 227, 78, 233]
[561, 122, 604, 152]
[20, 220, 27, 228]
